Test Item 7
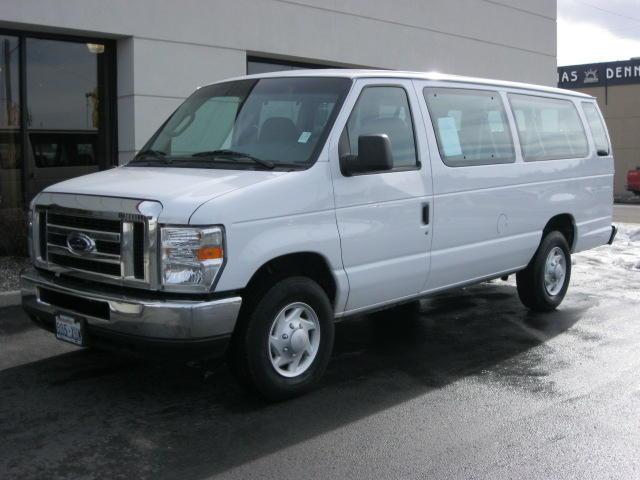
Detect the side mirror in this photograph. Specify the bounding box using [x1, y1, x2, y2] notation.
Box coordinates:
[340, 134, 394, 176]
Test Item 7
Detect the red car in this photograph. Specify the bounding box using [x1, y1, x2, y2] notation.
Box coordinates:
[628, 168, 640, 196]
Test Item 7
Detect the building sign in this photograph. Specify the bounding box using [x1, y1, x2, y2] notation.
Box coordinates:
[558, 59, 640, 89]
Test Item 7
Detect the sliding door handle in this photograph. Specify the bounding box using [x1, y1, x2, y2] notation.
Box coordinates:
[422, 204, 430, 225]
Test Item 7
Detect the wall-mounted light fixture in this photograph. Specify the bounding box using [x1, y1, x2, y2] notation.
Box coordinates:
[86, 43, 105, 54]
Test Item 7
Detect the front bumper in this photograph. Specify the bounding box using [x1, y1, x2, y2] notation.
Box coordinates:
[21, 267, 241, 357]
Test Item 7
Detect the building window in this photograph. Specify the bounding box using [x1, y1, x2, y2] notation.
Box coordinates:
[25, 38, 107, 199]
[247, 56, 338, 75]
[0, 30, 116, 259]
[0, 35, 21, 207]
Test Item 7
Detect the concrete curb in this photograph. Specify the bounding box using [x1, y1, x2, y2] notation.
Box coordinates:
[0, 290, 21, 308]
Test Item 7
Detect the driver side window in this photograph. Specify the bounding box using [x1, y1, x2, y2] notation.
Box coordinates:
[340, 86, 418, 168]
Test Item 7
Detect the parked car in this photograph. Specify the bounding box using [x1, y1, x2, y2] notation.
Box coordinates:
[627, 168, 640, 196]
[21, 70, 617, 399]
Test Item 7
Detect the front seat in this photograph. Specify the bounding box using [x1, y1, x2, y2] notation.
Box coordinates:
[258, 117, 300, 143]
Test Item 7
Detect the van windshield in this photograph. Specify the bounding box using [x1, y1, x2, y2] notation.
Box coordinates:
[133, 77, 352, 169]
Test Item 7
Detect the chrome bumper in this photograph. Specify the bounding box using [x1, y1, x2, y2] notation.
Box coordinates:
[21, 267, 242, 341]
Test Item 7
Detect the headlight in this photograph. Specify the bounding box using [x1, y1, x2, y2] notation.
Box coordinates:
[160, 226, 224, 291]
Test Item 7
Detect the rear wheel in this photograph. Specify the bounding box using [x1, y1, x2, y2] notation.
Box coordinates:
[230, 276, 334, 401]
[516, 231, 571, 312]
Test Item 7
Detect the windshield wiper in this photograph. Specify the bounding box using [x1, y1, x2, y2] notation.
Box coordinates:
[131, 149, 171, 164]
[191, 149, 274, 169]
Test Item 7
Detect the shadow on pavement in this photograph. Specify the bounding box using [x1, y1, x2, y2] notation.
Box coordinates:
[0, 282, 586, 478]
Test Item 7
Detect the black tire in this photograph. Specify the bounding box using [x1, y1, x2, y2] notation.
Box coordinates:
[516, 231, 571, 312]
[230, 276, 334, 401]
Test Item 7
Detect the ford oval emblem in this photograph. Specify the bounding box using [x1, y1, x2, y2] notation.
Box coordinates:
[66, 232, 96, 254]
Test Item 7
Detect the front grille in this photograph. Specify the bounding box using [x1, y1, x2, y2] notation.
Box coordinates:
[98, 240, 121, 255]
[47, 212, 120, 233]
[39, 287, 110, 320]
[133, 222, 145, 279]
[39, 210, 48, 261]
[49, 253, 122, 277]
[40, 209, 147, 282]
[46, 229, 121, 256]
[44, 211, 123, 278]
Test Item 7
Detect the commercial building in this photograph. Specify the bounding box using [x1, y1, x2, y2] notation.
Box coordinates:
[0, 0, 557, 258]
[558, 58, 640, 197]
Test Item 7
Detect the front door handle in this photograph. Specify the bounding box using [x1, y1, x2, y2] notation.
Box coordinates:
[422, 204, 430, 225]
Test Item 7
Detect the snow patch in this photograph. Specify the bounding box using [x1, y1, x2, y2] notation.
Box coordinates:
[574, 223, 640, 273]
[616, 223, 640, 243]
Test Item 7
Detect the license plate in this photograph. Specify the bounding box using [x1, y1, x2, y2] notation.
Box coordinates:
[55, 314, 85, 346]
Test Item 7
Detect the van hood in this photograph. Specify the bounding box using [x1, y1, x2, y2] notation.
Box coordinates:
[44, 166, 286, 223]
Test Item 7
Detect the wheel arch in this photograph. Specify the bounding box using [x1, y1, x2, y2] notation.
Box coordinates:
[542, 213, 576, 252]
[242, 251, 339, 308]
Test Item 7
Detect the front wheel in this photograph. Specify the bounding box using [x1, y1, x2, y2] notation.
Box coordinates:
[230, 276, 334, 401]
[516, 231, 571, 312]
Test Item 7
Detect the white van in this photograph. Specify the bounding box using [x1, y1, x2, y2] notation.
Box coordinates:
[21, 70, 616, 399]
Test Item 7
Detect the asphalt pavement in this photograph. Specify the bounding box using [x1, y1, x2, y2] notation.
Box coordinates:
[1, 213, 639, 479]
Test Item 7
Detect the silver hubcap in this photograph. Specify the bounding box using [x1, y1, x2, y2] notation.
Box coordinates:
[544, 246, 566, 296]
[268, 302, 320, 378]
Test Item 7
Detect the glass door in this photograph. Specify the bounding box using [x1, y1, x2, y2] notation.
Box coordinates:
[0, 34, 24, 256]
[25, 38, 104, 200]
[0, 30, 115, 263]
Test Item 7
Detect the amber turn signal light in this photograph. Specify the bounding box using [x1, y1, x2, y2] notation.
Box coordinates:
[197, 246, 224, 260]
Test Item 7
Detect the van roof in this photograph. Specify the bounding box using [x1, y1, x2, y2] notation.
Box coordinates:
[206, 69, 593, 99]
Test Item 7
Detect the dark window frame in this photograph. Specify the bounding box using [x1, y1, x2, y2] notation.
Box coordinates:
[0, 27, 117, 206]
[338, 84, 421, 176]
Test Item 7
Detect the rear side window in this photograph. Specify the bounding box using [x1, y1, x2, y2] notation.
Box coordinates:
[582, 102, 610, 155]
[509, 94, 588, 161]
[343, 86, 418, 168]
[423, 88, 514, 167]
